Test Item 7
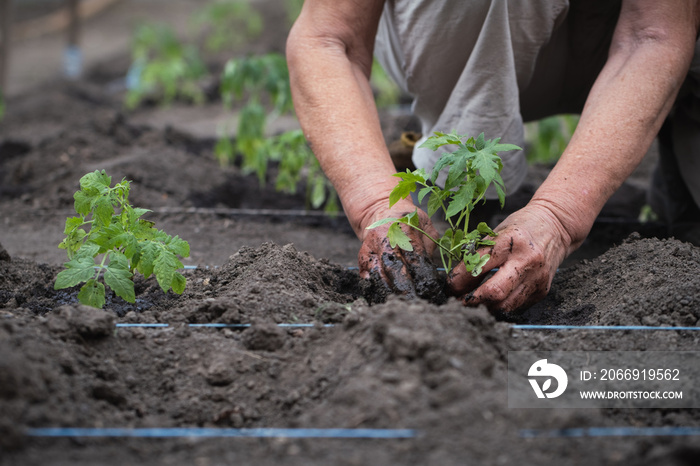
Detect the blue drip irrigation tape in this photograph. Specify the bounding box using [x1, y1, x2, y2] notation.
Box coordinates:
[521, 426, 700, 438]
[26, 427, 417, 439]
[512, 325, 700, 331]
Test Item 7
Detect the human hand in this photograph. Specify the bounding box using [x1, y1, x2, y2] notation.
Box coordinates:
[447, 203, 574, 313]
[358, 204, 443, 301]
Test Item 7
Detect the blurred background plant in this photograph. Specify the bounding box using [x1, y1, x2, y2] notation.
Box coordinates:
[193, 0, 263, 52]
[120, 0, 406, 213]
[216, 53, 338, 212]
[523, 114, 579, 165]
[216, 52, 292, 179]
[371, 58, 400, 109]
[124, 22, 206, 109]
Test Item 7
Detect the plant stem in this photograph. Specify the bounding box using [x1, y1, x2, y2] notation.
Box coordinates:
[94, 252, 109, 282]
[401, 221, 461, 272]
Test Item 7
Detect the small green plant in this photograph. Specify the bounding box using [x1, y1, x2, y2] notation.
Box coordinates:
[269, 130, 339, 211]
[55, 170, 190, 309]
[125, 23, 206, 109]
[216, 54, 337, 212]
[193, 0, 263, 52]
[368, 131, 520, 276]
[638, 204, 659, 223]
[216, 53, 293, 176]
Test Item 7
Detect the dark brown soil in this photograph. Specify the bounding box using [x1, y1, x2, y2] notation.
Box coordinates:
[2, 2, 700, 465]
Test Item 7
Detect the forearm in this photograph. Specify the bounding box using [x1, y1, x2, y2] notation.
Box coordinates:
[287, 2, 406, 238]
[531, 12, 697, 254]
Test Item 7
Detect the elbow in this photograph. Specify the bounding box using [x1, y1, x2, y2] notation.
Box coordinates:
[286, 14, 375, 79]
[286, 23, 306, 74]
[611, 22, 697, 64]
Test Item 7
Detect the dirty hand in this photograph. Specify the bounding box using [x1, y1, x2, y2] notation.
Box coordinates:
[447, 203, 573, 313]
[358, 204, 442, 300]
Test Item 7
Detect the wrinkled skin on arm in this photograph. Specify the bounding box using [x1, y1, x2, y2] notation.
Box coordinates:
[449, 0, 700, 313]
[287, 0, 443, 299]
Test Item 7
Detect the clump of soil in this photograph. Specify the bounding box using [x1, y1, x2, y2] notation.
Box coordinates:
[0, 257, 60, 315]
[162, 242, 366, 325]
[519, 234, 700, 328]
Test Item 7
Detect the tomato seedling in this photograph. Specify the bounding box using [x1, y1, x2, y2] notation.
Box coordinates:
[367, 131, 520, 276]
[125, 23, 206, 109]
[55, 170, 190, 308]
[216, 54, 338, 212]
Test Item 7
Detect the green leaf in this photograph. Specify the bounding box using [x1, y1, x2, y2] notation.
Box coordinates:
[463, 252, 490, 276]
[94, 223, 125, 249]
[418, 131, 462, 151]
[446, 183, 475, 218]
[133, 219, 157, 240]
[495, 180, 506, 208]
[121, 233, 140, 261]
[404, 210, 420, 228]
[58, 228, 87, 259]
[366, 217, 399, 230]
[154, 249, 183, 293]
[475, 132, 486, 151]
[417, 186, 433, 204]
[166, 235, 190, 258]
[73, 190, 92, 216]
[77, 279, 106, 309]
[389, 178, 417, 207]
[136, 241, 159, 278]
[471, 253, 490, 277]
[444, 156, 468, 191]
[439, 233, 452, 252]
[429, 153, 455, 184]
[476, 222, 496, 237]
[471, 149, 502, 188]
[75, 242, 100, 259]
[104, 252, 135, 303]
[54, 256, 97, 290]
[80, 170, 111, 194]
[171, 272, 186, 295]
[64, 216, 84, 235]
[491, 143, 522, 153]
[387, 223, 413, 251]
[450, 229, 465, 254]
[93, 196, 114, 226]
[130, 207, 151, 221]
[394, 168, 427, 184]
[427, 191, 444, 218]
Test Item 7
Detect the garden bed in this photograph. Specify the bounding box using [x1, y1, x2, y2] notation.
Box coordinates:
[2, 3, 700, 464]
